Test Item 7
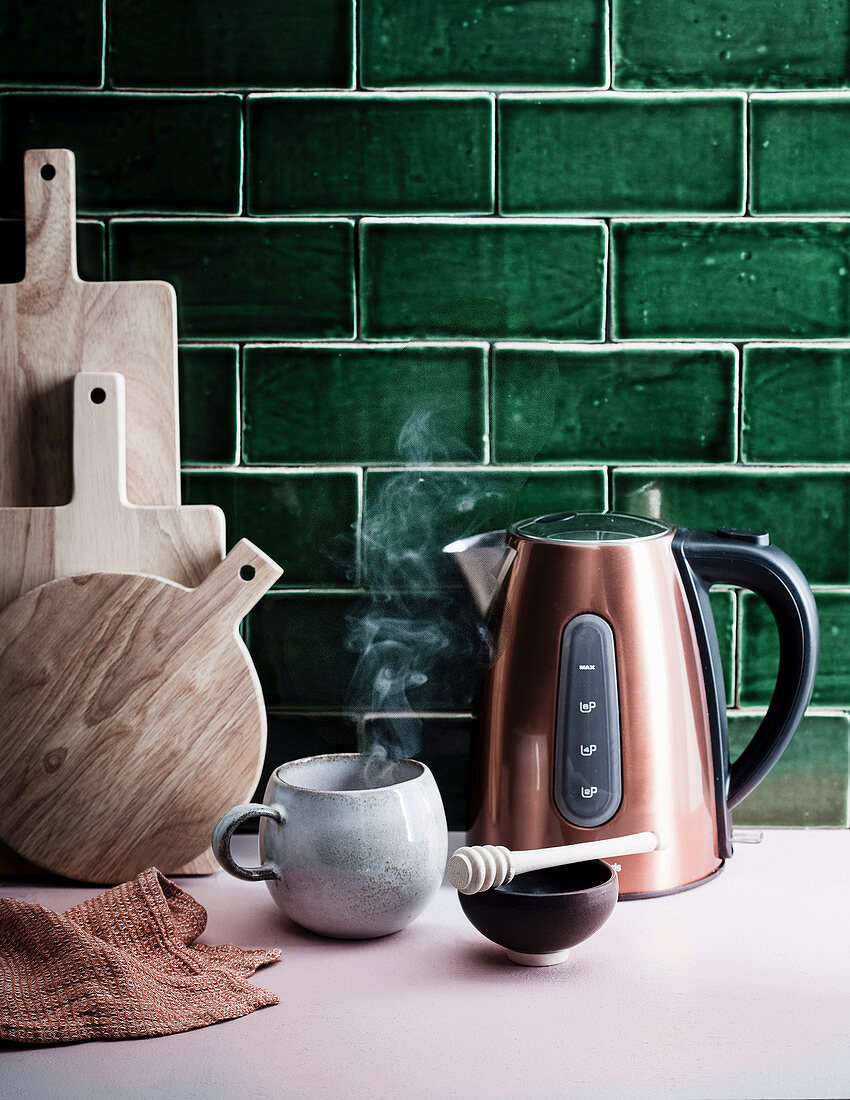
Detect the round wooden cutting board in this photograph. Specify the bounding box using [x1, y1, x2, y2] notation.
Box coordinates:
[0, 541, 282, 883]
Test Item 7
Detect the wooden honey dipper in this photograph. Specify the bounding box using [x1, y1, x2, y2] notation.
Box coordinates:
[448, 830, 668, 894]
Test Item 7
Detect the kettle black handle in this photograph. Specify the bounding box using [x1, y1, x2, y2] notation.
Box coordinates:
[673, 528, 819, 814]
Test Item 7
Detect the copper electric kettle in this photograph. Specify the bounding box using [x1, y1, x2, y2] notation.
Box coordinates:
[446, 512, 819, 898]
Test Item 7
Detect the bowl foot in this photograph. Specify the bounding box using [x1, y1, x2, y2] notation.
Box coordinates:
[506, 948, 570, 967]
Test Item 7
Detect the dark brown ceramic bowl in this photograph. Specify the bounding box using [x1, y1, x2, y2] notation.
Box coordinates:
[458, 859, 618, 966]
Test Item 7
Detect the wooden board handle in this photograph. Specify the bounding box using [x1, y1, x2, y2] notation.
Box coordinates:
[192, 539, 283, 626]
[24, 149, 78, 286]
[71, 372, 128, 509]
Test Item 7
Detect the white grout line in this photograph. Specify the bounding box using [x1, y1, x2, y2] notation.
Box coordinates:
[238, 94, 247, 217]
[235, 344, 244, 464]
[354, 466, 365, 586]
[610, 214, 850, 224]
[732, 587, 742, 707]
[184, 461, 850, 477]
[358, 82, 610, 92]
[261, 588, 368, 597]
[187, 464, 364, 475]
[609, 462, 850, 474]
[101, 0, 108, 89]
[604, 0, 613, 90]
[482, 346, 492, 464]
[361, 462, 608, 473]
[733, 343, 743, 463]
[0, 89, 244, 100]
[358, 214, 607, 227]
[750, 91, 850, 101]
[352, 216, 362, 338]
[241, 339, 492, 350]
[491, 93, 498, 215]
[603, 218, 612, 340]
[730, 707, 850, 717]
[266, 709, 477, 724]
[497, 90, 750, 101]
[742, 93, 750, 216]
[492, 339, 739, 351]
[108, 214, 356, 225]
[246, 90, 496, 101]
[744, 340, 850, 349]
[352, 0, 359, 91]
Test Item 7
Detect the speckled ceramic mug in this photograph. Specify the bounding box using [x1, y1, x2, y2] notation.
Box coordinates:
[212, 753, 448, 939]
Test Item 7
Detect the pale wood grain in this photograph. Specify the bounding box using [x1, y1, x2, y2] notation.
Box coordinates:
[0, 541, 282, 883]
[0, 149, 179, 508]
[0, 372, 225, 613]
[0, 372, 228, 878]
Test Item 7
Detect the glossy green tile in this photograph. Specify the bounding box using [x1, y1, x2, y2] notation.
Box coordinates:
[0, 0, 102, 86]
[742, 345, 850, 463]
[361, 219, 606, 340]
[249, 591, 488, 711]
[750, 96, 850, 214]
[248, 594, 360, 709]
[613, 469, 850, 585]
[728, 715, 849, 827]
[363, 467, 606, 589]
[0, 94, 241, 215]
[110, 220, 354, 340]
[499, 95, 744, 215]
[710, 590, 736, 707]
[364, 716, 473, 828]
[492, 343, 736, 463]
[613, 0, 850, 89]
[181, 470, 358, 586]
[110, 0, 352, 89]
[740, 591, 850, 708]
[0, 220, 104, 283]
[243, 343, 486, 464]
[360, 0, 605, 88]
[612, 221, 850, 340]
[248, 95, 493, 215]
[178, 346, 238, 466]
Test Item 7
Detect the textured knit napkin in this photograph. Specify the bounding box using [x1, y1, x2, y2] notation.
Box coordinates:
[0, 868, 280, 1043]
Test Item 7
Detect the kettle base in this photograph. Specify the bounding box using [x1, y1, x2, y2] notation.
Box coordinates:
[618, 861, 725, 901]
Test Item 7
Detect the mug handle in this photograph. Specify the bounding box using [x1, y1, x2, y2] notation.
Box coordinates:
[212, 803, 285, 882]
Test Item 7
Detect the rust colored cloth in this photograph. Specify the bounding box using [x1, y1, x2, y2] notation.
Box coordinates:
[0, 868, 279, 1043]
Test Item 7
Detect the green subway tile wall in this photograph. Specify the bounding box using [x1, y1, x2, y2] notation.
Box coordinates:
[499, 94, 745, 215]
[242, 343, 488, 464]
[360, 0, 607, 89]
[0, 93, 242, 214]
[248, 95, 494, 215]
[178, 346, 239, 466]
[109, 0, 354, 89]
[750, 96, 850, 214]
[4, 1, 849, 828]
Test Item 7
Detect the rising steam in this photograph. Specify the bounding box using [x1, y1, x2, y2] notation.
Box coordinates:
[345, 411, 494, 762]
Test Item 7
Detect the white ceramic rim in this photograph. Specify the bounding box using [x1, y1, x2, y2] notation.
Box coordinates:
[273, 752, 426, 794]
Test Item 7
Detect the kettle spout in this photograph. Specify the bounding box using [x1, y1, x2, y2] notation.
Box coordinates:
[443, 530, 517, 617]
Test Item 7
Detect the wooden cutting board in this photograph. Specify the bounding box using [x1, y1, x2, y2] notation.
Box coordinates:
[0, 371, 225, 613]
[0, 370, 226, 877]
[0, 541, 282, 883]
[0, 148, 179, 508]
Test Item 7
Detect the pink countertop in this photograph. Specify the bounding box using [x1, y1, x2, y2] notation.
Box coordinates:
[2, 829, 849, 1100]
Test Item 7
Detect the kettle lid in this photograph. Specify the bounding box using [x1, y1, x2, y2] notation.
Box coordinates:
[512, 511, 673, 544]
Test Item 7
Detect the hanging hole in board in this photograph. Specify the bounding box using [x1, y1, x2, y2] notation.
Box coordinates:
[90, 387, 106, 405]
[41, 164, 56, 181]
[239, 565, 256, 582]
